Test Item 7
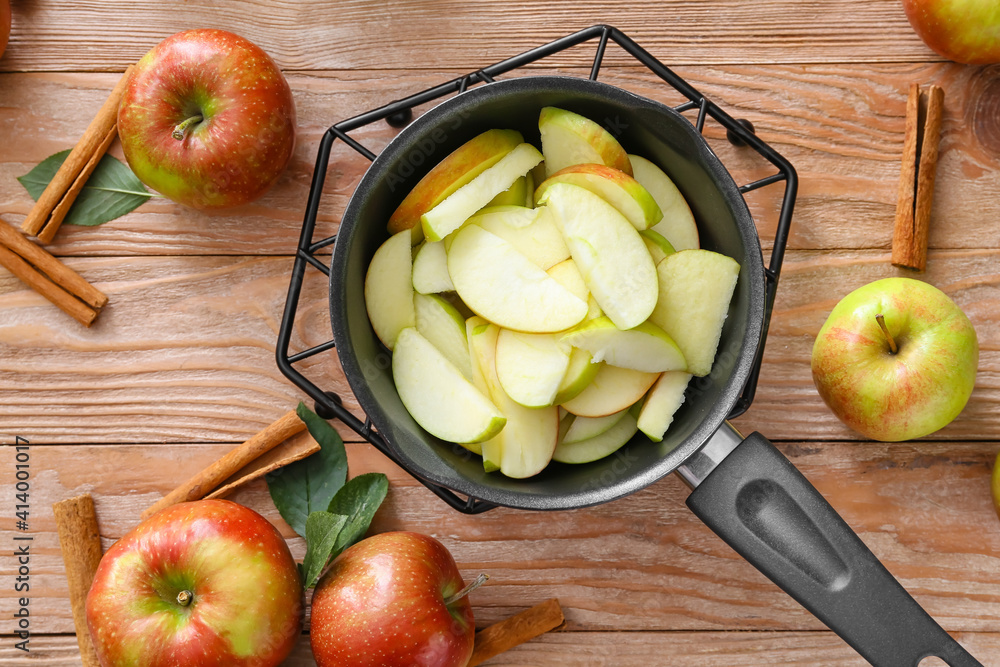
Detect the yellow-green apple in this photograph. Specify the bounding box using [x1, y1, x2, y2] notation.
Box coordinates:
[1, 0, 10, 59]
[85, 500, 302, 667]
[392, 327, 505, 444]
[421, 143, 543, 241]
[538, 182, 658, 330]
[561, 363, 659, 418]
[534, 163, 662, 230]
[637, 370, 692, 441]
[538, 106, 632, 176]
[546, 258, 603, 321]
[447, 224, 587, 333]
[486, 174, 531, 207]
[554, 405, 639, 464]
[364, 229, 415, 350]
[495, 328, 571, 407]
[629, 154, 699, 251]
[901, 0, 1000, 64]
[411, 240, 454, 294]
[649, 249, 741, 377]
[388, 129, 523, 236]
[811, 277, 979, 441]
[561, 316, 687, 373]
[465, 205, 569, 270]
[561, 408, 628, 445]
[639, 228, 676, 264]
[414, 292, 473, 381]
[310, 532, 477, 667]
[553, 349, 601, 405]
[117, 29, 296, 209]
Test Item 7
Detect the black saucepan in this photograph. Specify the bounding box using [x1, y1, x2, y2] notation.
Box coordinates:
[326, 76, 981, 667]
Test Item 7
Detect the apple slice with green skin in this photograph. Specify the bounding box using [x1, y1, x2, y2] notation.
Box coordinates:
[553, 407, 639, 464]
[495, 329, 571, 408]
[466, 205, 569, 270]
[486, 174, 529, 208]
[364, 229, 416, 350]
[629, 154, 699, 251]
[414, 293, 472, 381]
[447, 224, 588, 333]
[421, 142, 543, 242]
[539, 107, 632, 177]
[387, 129, 523, 236]
[538, 182, 658, 330]
[640, 228, 676, 264]
[546, 258, 603, 321]
[392, 327, 505, 444]
[561, 363, 660, 418]
[553, 350, 601, 405]
[562, 316, 686, 373]
[467, 318, 559, 477]
[534, 163, 662, 230]
[649, 249, 740, 377]
[411, 240, 454, 294]
[561, 407, 628, 445]
[464, 317, 497, 462]
[637, 371, 692, 442]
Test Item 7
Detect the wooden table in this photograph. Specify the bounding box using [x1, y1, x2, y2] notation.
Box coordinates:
[2, 1, 999, 664]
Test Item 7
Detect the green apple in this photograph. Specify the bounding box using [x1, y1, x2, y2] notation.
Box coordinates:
[388, 129, 523, 236]
[534, 163, 662, 230]
[629, 154, 699, 251]
[539, 182, 658, 330]
[495, 329, 571, 408]
[637, 371, 692, 441]
[392, 327, 505, 444]
[447, 224, 588, 333]
[421, 143, 543, 241]
[811, 277, 979, 442]
[538, 107, 633, 177]
[364, 230, 416, 350]
[414, 293, 472, 381]
[411, 240, 454, 294]
[486, 174, 530, 207]
[553, 350, 601, 405]
[561, 364, 659, 418]
[561, 316, 686, 373]
[639, 229, 676, 264]
[561, 408, 628, 445]
[649, 249, 740, 377]
[553, 407, 639, 464]
[546, 259, 603, 321]
[466, 205, 569, 270]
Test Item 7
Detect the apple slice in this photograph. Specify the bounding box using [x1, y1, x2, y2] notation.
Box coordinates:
[538, 182, 658, 330]
[411, 240, 454, 294]
[364, 229, 416, 350]
[466, 205, 569, 270]
[639, 228, 676, 264]
[421, 143, 544, 242]
[447, 224, 588, 333]
[561, 316, 686, 373]
[561, 408, 628, 445]
[637, 371, 692, 442]
[553, 407, 639, 464]
[414, 293, 472, 381]
[392, 327, 505, 444]
[546, 258, 603, 321]
[561, 364, 659, 418]
[467, 319, 559, 478]
[387, 129, 523, 236]
[629, 154, 699, 251]
[534, 163, 662, 230]
[553, 350, 601, 405]
[649, 249, 740, 377]
[495, 329, 571, 408]
[486, 174, 529, 208]
[538, 107, 632, 177]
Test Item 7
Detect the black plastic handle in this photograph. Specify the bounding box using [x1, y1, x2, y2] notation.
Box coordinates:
[686, 431, 982, 667]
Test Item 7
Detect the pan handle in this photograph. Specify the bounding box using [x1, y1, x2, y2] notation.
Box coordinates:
[683, 425, 982, 667]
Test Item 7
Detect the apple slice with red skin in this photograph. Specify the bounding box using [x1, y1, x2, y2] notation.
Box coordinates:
[538, 106, 633, 177]
[534, 163, 662, 230]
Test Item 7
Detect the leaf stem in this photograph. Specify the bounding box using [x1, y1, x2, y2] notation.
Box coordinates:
[172, 115, 204, 141]
[875, 314, 898, 354]
[444, 573, 489, 606]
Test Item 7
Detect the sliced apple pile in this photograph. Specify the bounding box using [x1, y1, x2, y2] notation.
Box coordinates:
[367, 112, 742, 477]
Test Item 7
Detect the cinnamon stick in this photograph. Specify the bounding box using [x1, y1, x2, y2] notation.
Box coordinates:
[892, 83, 945, 271]
[468, 598, 565, 666]
[52, 494, 103, 667]
[141, 409, 307, 519]
[22, 66, 134, 242]
[205, 430, 320, 500]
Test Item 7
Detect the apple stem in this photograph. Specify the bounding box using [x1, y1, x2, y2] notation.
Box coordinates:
[875, 313, 898, 354]
[176, 590, 194, 607]
[172, 115, 204, 141]
[443, 573, 489, 606]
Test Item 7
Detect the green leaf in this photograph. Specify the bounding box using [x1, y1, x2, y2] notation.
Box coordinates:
[17, 149, 152, 227]
[327, 472, 389, 554]
[300, 511, 349, 589]
[265, 403, 349, 538]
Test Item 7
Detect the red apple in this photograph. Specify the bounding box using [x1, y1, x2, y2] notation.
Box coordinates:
[1, 0, 11, 60]
[117, 29, 296, 209]
[901, 0, 1000, 65]
[309, 531, 476, 667]
[86, 499, 303, 667]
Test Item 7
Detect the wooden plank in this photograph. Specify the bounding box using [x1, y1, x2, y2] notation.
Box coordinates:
[1, 63, 998, 257]
[0, 0, 937, 73]
[1, 250, 997, 443]
[3, 440, 999, 636]
[3, 631, 1000, 666]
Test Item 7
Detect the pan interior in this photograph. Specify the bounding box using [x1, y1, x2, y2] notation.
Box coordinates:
[330, 76, 765, 511]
